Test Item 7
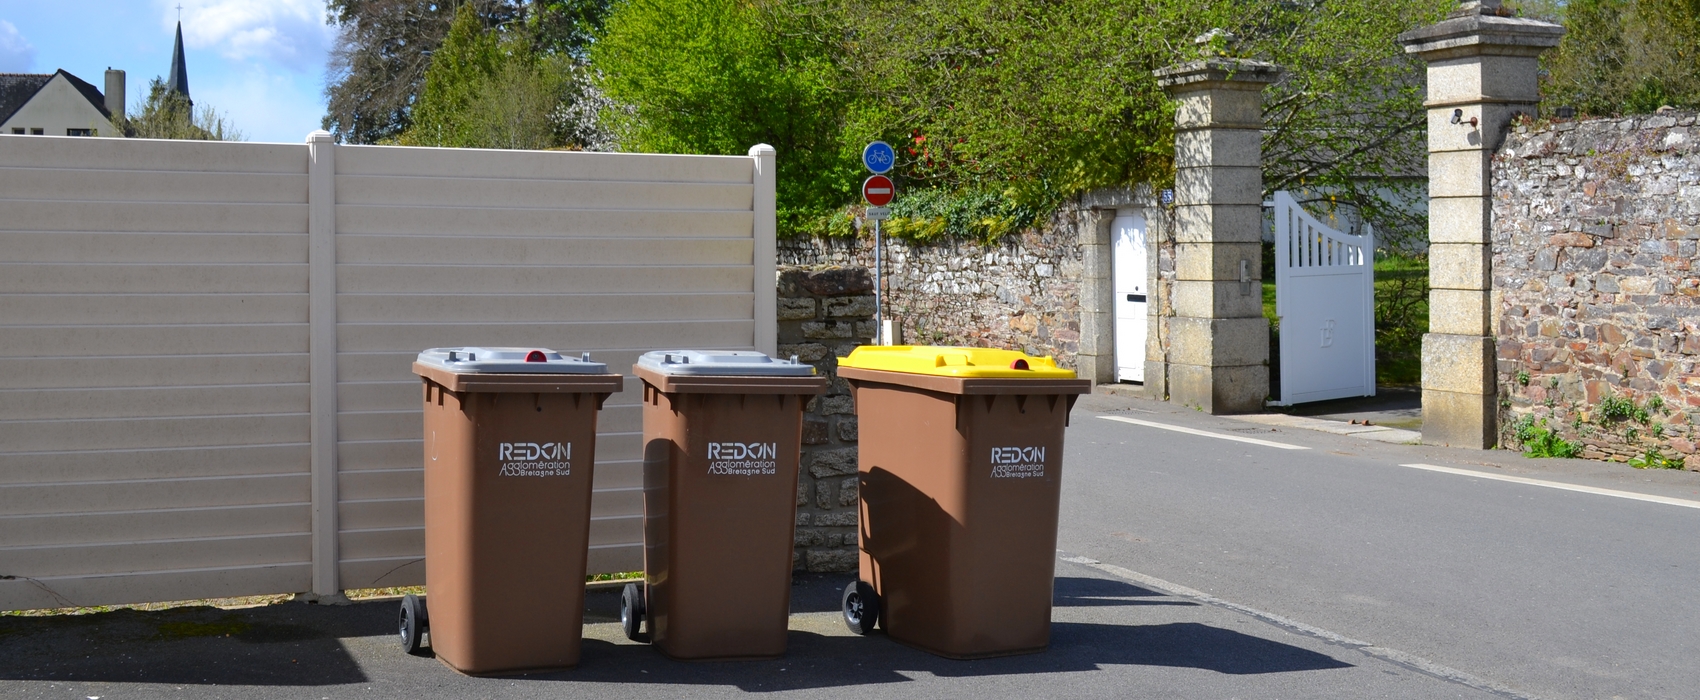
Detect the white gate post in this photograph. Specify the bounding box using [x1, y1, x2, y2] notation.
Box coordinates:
[1154, 58, 1281, 414]
[1399, 1, 1562, 447]
[306, 131, 341, 599]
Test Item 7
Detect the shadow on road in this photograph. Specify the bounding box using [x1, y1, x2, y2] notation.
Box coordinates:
[1052, 575, 1202, 607]
[0, 603, 372, 686]
[0, 574, 1349, 691]
[522, 579, 1349, 693]
[542, 619, 1353, 693]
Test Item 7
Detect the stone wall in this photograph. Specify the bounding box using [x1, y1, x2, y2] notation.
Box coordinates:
[778, 266, 874, 571]
[778, 205, 1090, 368]
[1492, 111, 1700, 468]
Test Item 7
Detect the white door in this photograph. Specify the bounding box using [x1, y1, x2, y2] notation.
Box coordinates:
[1112, 213, 1148, 382]
[1273, 191, 1376, 405]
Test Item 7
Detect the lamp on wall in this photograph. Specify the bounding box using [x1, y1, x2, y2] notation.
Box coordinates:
[1450, 109, 1479, 128]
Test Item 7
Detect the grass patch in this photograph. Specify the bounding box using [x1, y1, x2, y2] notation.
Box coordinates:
[588, 571, 643, 583]
[1509, 415, 1583, 459]
[1629, 448, 1686, 470]
[1373, 254, 1427, 386]
[345, 586, 424, 601]
[1, 594, 292, 617]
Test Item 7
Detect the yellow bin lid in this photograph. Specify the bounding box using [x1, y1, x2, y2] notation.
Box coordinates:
[839, 346, 1077, 379]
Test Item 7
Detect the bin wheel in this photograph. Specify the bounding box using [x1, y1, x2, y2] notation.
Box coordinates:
[399, 593, 429, 655]
[842, 580, 880, 635]
[620, 583, 646, 642]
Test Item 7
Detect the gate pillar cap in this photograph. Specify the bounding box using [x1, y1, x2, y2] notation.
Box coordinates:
[1155, 59, 1281, 95]
[1398, 3, 1563, 61]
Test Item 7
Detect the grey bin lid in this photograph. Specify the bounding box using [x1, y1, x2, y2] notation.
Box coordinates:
[416, 347, 609, 374]
[637, 350, 816, 377]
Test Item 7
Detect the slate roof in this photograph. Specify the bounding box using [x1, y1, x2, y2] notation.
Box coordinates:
[59, 70, 112, 119]
[0, 73, 53, 125]
[0, 69, 111, 125]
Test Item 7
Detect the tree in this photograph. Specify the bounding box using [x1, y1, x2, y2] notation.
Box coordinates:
[323, 0, 609, 144]
[529, 0, 612, 58]
[400, 2, 506, 147]
[1540, 0, 1700, 114]
[592, 0, 861, 227]
[590, 0, 1448, 243]
[398, 2, 606, 150]
[1252, 1, 1449, 245]
[119, 77, 243, 141]
[323, 0, 523, 144]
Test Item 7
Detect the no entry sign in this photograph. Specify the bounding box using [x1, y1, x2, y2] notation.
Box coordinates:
[862, 175, 894, 207]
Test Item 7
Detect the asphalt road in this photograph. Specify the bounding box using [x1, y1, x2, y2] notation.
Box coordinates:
[1064, 392, 1700, 700]
[2, 390, 1696, 699]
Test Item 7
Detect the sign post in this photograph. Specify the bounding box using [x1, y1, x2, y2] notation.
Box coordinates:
[861, 142, 895, 345]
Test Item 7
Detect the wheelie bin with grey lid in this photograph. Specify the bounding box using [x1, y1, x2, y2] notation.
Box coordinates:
[403, 347, 622, 674]
[622, 350, 827, 660]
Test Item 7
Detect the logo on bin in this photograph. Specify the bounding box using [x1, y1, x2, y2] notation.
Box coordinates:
[990, 446, 1046, 479]
[707, 442, 779, 476]
[498, 442, 572, 477]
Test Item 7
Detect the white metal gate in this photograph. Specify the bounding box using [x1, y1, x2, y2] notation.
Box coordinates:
[1112, 213, 1148, 382]
[1272, 191, 1375, 405]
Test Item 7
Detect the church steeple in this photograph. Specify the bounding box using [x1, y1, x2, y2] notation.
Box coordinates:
[167, 21, 190, 102]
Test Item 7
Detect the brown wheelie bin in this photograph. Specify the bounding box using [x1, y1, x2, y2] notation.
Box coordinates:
[622, 350, 826, 660]
[835, 346, 1090, 659]
[402, 347, 623, 674]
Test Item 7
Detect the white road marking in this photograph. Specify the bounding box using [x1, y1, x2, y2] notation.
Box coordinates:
[1098, 415, 1309, 450]
[1058, 552, 1544, 700]
[1400, 463, 1700, 511]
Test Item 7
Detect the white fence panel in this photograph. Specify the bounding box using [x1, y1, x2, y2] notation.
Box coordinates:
[0, 135, 312, 610]
[330, 145, 761, 589]
[0, 134, 776, 610]
[1272, 191, 1376, 405]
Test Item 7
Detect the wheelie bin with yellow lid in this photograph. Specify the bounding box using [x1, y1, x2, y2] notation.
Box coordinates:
[835, 346, 1090, 659]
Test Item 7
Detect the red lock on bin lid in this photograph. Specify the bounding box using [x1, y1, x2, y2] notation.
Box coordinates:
[525, 350, 547, 362]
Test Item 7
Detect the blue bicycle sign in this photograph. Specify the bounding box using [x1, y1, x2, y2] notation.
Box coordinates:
[862, 141, 895, 174]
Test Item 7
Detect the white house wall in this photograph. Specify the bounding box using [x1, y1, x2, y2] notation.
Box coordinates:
[1, 75, 116, 137]
[0, 134, 773, 610]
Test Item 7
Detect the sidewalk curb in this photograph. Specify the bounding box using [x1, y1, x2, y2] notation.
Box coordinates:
[1230, 413, 1423, 444]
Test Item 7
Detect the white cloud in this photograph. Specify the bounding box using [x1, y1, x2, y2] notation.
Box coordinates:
[0, 20, 36, 72]
[162, 0, 334, 72]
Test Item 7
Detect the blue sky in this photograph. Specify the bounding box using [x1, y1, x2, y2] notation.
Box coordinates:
[0, 1, 333, 143]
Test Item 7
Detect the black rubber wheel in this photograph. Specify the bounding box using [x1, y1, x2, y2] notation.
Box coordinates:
[399, 593, 429, 655]
[620, 582, 646, 642]
[842, 580, 880, 635]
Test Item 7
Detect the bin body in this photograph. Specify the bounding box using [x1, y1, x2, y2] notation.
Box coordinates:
[635, 350, 826, 660]
[413, 348, 621, 674]
[839, 346, 1089, 659]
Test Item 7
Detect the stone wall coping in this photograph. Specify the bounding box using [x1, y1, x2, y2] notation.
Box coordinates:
[1079, 186, 1162, 210]
[1398, 12, 1564, 60]
[1154, 59, 1282, 93]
